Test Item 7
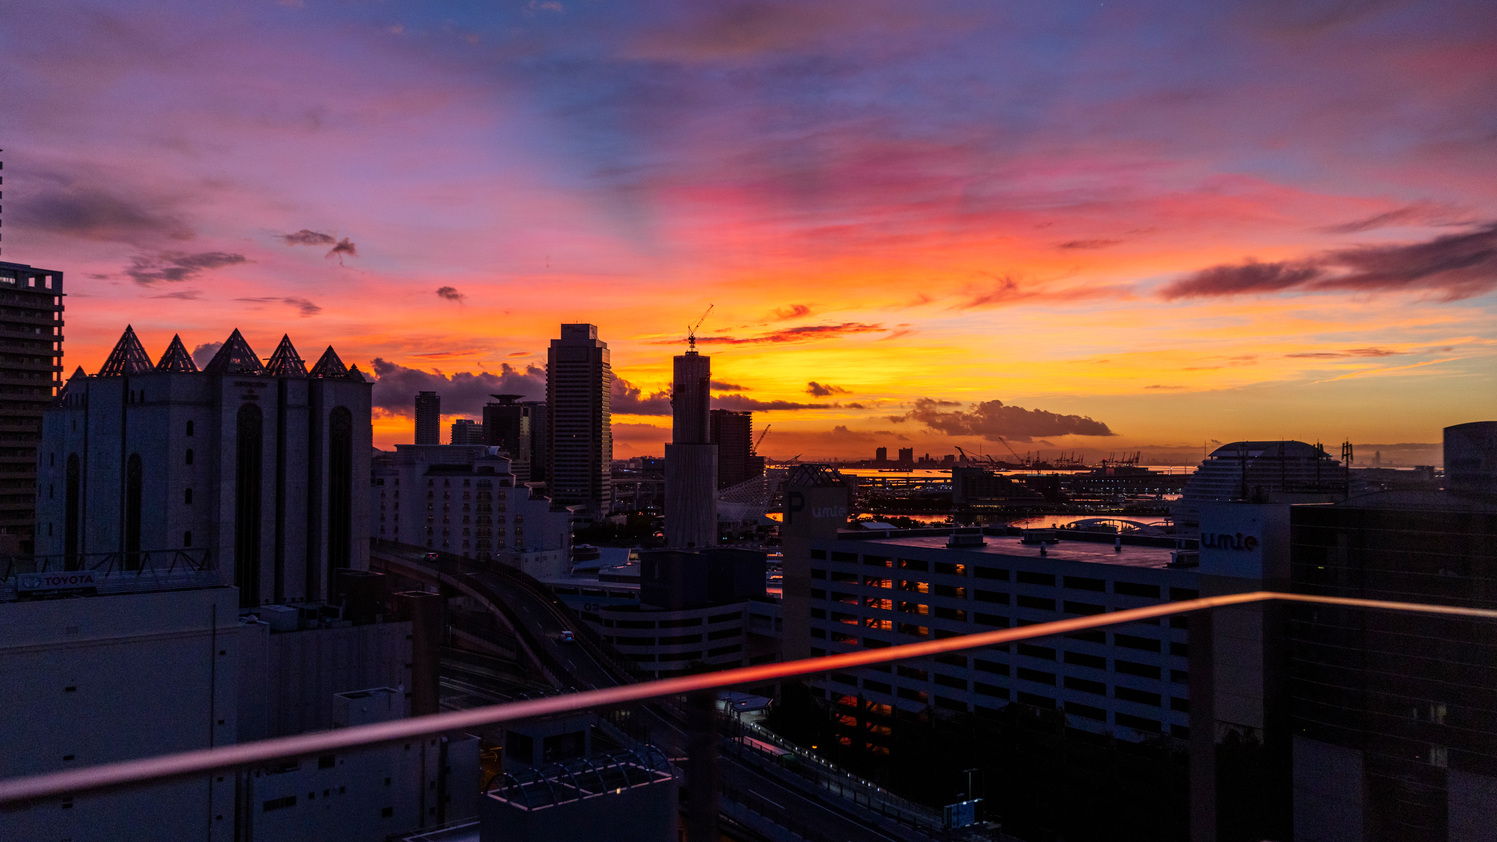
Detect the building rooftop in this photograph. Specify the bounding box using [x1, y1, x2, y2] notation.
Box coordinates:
[841, 532, 1182, 570]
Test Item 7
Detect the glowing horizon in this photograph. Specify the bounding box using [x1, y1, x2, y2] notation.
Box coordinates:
[4, 1, 1493, 464]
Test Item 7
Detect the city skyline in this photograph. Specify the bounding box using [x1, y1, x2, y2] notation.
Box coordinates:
[4, 1, 1495, 460]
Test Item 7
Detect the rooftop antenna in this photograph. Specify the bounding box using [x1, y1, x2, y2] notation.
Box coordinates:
[686, 303, 714, 354]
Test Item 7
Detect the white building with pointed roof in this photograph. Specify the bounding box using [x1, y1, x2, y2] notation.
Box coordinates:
[35, 327, 372, 607]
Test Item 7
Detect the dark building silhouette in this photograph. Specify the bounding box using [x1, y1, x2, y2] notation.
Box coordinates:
[449, 418, 483, 445]
[547, 324, 611, 517]
[483, 394, 532, 482]
[665, 346, 715, 548]
[1288, 425, 1497, 841]
[710, 409, 762, 490]
[0, 261, 63, 554]
[414, 390, 440, 445]
[523, 399, 547, 483]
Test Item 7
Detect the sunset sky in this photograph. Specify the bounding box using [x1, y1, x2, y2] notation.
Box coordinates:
[4, 0, 1494, 463]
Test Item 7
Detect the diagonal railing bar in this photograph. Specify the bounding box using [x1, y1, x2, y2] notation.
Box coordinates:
[5, 590, 1497, 807]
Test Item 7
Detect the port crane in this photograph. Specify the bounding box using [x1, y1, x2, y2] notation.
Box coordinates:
[954, 445, 999, 468]
[995, 436, 1028, 467]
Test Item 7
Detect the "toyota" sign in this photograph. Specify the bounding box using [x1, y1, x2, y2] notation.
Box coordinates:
[16, 571, 98, 595]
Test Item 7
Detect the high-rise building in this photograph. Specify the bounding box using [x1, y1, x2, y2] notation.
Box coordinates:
[897, 446, 914, 467]
[0, 261, 62, 554]
[450, 418, 483, 445]
[665, 346, 716, 548]
[711, 409, 762, 489]
[483, 394, 533, 482]
[414, 390, 441, 445]
[875, 446, 888, 465]
[523, 399, 548, 483]
[546, 324, 612, 517]
[36, 327, 372, 607]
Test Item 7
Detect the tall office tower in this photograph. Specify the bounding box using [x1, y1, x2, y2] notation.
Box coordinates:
[546, 324, 612, 517]
[897, 446, 914, 467]
[875, 446, 888, 465]
[665, 345, 716, 548]
[0, 261, 62, 554]
[523, 399, 548, 483]
[483, 393, 532, 482]
[711, 409, 752, 489]
[414, 390, 441, 444]
[449, 418, 483, 445]
[36, 327, 372, 607]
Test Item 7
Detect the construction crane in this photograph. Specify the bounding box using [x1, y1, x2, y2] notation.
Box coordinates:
[753, 424, 771, 453]
[686, 303, 714, 352]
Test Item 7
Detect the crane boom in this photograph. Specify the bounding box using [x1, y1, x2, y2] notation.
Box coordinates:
[995, 436, 1025, 465]
[753, 423, 771, 452]
[686, 303, 714, 351]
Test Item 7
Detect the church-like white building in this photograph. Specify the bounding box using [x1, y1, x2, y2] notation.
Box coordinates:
[35, 326, 372, 607]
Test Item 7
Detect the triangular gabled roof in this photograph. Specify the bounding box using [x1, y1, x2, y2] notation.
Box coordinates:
[309, 346, 349, 379]
[155, 334, 199, 373]
[55, 366, 88, 404]
[97, 326, 154, 377]
[346, 363, 367, 383]
[265, 335, 308, 378]
[203, 329, 266, 375]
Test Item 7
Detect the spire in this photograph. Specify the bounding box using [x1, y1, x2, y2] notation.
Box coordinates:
[203, 329, 266, 375]
[309, 346, 349, 379]
[97, 326, 154, 377]
[265, 334, 308, 378]
[155, 334, 199, 373]
[346, 363, 367, 383]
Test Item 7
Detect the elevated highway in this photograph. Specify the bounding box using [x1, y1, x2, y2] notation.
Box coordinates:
[370, 540, 944, 841]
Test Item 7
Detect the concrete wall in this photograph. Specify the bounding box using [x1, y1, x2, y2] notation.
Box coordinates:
[0, 587, 241, 841]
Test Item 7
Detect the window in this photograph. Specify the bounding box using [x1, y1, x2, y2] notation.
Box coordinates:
[1115, 713, 1161, 733]
[186, 420, 194, 436]
[1064, 601, 1105, 616]
[1017, 667, 1055, 685]
[1114, 633, 1161, 652]
[1115, 660, 1161, 679]
[1114, 581, 1159, 598]
[1114, 687, 1161, 706]
[1065, 676, 1106, 695]
[125, 454, 142, 570]
[1064, 651, 1106, 669]
[185, 448, 194, 466]
[184, 488, 193, 505]
[1066, 702, 1106, 721]
[1063, 575, 1106, 592]
[184, 531, 193, 548]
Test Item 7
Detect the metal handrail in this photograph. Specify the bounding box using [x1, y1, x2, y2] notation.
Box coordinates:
[4, 590, 1496, 806]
